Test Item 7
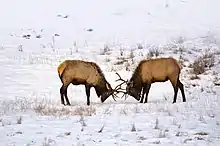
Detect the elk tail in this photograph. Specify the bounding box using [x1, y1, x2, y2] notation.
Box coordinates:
[57, 61, 67, 80]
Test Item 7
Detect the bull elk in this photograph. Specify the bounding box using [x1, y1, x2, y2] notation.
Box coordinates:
[57, 60, 122, 106]
[126, 57, 186, 103]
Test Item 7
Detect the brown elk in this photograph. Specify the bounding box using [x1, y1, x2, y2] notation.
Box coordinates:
[57, 60, 121, 106]
[126, 57, 186, 103]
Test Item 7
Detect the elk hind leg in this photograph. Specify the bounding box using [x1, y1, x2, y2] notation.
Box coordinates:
[178, 79, 186, 102]
[64, 83, 71, 106]
[60, 85, 65, 105]
[61, 83, 71, 106]
[60, 78, 71, 106]
[170, 78, 178, 103]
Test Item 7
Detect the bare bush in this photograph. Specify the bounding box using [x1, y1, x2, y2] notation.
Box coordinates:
[131, 123, 136, 132]
[129, 50, 135, 63]
[100, 44, 111, 55]
[98, 124, 105, 133]
[114, 57, 128, 65]
[158, 129, 168, 138]
[147, 48, 160, 59]
[125, 62, 131, 71]
[42, 137, 56, 146]
[79, 116, 87, 127]
[154, 118, 159, 129]
[137, 43, 144, 49]
[17, 116, 22, 124]
[189, 74, 200, 80]
[189, 53, 215, 75]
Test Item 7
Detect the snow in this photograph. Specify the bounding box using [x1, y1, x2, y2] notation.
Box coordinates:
[0, 0, 220, 145]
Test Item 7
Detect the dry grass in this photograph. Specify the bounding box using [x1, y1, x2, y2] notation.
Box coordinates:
[0, 97, 96, 117]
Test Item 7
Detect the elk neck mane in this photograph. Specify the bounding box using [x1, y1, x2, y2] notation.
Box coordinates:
[130, 60, 145, 83]
[89, 61, 107, 83]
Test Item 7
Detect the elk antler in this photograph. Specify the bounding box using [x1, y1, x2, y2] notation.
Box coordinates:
[111, 72, 128, 100]
[115, 72, 127, 83]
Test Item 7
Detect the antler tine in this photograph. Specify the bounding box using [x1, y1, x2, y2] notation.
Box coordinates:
[115, 72, 127, 83]
[112, 94, 117, 101]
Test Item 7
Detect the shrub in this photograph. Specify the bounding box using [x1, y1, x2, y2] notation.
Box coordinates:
[190, 53, 215, 75]
[147, 48, 160, 59]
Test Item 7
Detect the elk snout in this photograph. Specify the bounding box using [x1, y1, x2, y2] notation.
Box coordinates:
[126, 82, 141, 101]
[100, 91, 112, 103]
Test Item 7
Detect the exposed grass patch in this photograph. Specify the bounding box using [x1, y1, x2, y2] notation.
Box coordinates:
[0, 97, 96, 117]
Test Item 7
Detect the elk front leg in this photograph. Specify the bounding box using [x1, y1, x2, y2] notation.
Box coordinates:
[140, 86, 146, 103]
[85, 85, 91, 106]
[144, 83, 151, 103]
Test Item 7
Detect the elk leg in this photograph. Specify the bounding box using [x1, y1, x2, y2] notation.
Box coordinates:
[64, 88, 71, 106]
[144, 83, 151, 103]
[140, 86, 146, 103]
[63, 83, 71, 106]
[60, 85, 65, 105]
[171, 80, 178, 103]
[178, 80, 186, 102]
[85, 85, 91, 106]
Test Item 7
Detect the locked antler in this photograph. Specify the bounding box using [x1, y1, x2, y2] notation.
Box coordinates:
[111, 72, 128, 99]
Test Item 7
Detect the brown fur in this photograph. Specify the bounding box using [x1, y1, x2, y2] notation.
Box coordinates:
[58, 60, 113, 106]
[126, 57, 186, 103]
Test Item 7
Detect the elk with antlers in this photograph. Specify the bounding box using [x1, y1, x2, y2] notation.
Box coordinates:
[57, 60, 122, 106]
[125, 57, 186, 103]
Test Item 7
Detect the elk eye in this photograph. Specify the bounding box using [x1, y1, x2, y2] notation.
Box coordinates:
[129, 81, 133, 87]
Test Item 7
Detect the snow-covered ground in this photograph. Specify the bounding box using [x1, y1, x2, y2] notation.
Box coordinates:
[0, 0, 220, 145]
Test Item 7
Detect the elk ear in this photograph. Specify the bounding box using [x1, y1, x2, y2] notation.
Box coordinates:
[106, 83, 111, 90]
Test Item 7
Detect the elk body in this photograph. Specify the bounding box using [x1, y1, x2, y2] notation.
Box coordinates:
[57, 60, 114, 106]
[126, 57, 186, 103]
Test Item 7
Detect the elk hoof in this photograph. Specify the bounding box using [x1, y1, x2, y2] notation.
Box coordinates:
[65, 103, 71, 106]
[172, 101, 176, 104]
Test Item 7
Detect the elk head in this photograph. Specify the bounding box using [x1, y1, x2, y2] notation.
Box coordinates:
[100, 82, 115, 103]
[100, 72, 128, 103]
[126, 80, 142, 101]
[94, 82, 114, 103]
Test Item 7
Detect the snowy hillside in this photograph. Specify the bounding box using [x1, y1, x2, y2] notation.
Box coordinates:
[0, 0, 220, 145]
